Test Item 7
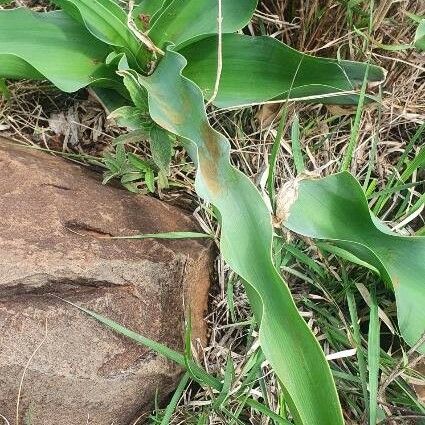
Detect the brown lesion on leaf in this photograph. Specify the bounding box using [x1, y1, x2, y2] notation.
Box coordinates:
[392, 275, 400, 288]
[198, 121, 221, 196]
[139, 14, 150, 25]
[155, 96, 186, 126]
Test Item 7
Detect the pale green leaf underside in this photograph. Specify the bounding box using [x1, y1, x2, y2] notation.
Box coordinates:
[180, 34, 386, 108]
[137, 48, 344, 425]
[148, 0, 257, 48]
[284, 172, 425, 353]
[0, 9, 114, 92]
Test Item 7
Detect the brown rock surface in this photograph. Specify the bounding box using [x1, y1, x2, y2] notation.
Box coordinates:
[0, 139, 213, 425]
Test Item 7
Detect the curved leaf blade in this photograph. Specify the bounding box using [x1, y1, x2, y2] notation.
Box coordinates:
[283, 172, 425, 353]
[0, 54, 44, 81]
[51, 0, 134, 48]
[180, 34, 386, 108]
[0, 9, 115, 92]
[50, 0, 148, 68]
[148, 0, 258, 48]
[136, 48, 344, 425]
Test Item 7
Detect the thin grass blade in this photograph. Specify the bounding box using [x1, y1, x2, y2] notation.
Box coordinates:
[58, 298, 293, 422]
[368, 285, 380, 425]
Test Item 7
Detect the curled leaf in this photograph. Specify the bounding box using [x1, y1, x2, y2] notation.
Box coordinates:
[50, 0, 147, 67]
[137, 48, 345, 425]
[148, 0, 258, 48]
[0, 9, 116, 92]
[283, 172, 425, 353]
[180, 34, 386, 108]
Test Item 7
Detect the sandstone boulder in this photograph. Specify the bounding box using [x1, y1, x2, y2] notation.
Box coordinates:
[0, 139, 213, 425]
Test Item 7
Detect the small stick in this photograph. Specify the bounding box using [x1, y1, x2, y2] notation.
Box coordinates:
[127, 0, 164, 56]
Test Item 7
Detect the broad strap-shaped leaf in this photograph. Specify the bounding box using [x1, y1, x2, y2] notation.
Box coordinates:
[0, 54, 43, 82]
[137, 48, 344, 425]
[179, 34, 386, 108]
[147, 0, 258, 48]
[0, 9, 116, 92]
[50, 0, 148, 68]
[283, 172, 425, 353]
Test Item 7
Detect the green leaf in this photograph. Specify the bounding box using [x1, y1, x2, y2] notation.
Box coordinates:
[0, 9, 115, 92]
[149, 125, 173, 171]
[133, 0, 168, 18]
[132, 0, 171, 31]
[212, 355, 234, 409]
[90, 87, 129, 115]
[283, 172, 425, 353]
[148, 0, 257, 48]
[405, 11, 424, 24]
[137, 48, 344, 425]
[50, 0, 146, 66]
[180, 34, 386, 108]
[368, 285, 380, 425]
[108, 105, 151, 130]
[0, 78, 10, 100]
[144, 167, 155, 192]
[0, 53, 44, 82]
[122, 71, 149, 110]
[414, 19, 425, 50]
[127, 152, 151, 171]
[159, 372, 191, 424]
[106, 70, 155, 129]
[291, 114, 305, 174]
[113, 129, 149, 145]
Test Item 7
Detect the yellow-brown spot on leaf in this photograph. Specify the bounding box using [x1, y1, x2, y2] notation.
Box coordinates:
[392, 275, 400, 288]
[199, 121, 221, 196]
[154, 97, 185, 127]
[201, 121, 220, 161]
[138, 14, 150, 31]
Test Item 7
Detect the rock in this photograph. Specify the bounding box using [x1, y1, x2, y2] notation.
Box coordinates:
[0, 139, 213, 425]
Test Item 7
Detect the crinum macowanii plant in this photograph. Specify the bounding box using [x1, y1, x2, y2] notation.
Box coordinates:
[3, 2, 421, 425]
